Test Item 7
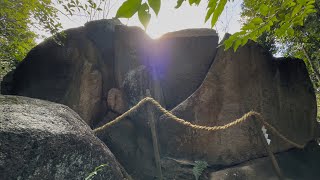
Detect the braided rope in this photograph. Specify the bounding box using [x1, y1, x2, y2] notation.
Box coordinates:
[94, 97, 306, 149]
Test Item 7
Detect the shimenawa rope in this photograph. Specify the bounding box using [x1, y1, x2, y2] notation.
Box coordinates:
[93, 97, 306, 149]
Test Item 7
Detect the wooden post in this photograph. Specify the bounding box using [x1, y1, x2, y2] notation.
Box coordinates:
[146, 89, 163, 180]
[253, 117, 284, 180]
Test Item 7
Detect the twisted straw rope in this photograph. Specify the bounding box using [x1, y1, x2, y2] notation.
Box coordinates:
[94, 97, 306, 149]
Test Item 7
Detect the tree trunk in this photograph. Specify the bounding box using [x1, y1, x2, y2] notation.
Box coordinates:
[302, 44, 320, 87]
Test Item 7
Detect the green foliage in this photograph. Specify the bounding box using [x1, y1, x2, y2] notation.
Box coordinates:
[138, 3, 151, 29]
[225, 0, 318, 52]
[0, 0, 102, 75]
[115, 0, 229, 33]
[175, 0, 186, 8]
[256, 32, 277, 55]
[0, 0, 52, 63]
[148, 0, 161, 15]
[116, 0, 142, 18]
[192, 160, 208, 180]
[85, 164, 109, 180]
[115, 0, 159, 29]
[241, 0, 320, 88]
[113, 0, 318, 54]
[206, 0, 228, 28]
[0, 0, 80, 64]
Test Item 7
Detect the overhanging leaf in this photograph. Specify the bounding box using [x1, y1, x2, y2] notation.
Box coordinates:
[148, 0, 161, 15]
[241, 22, 255, 30]
[307, 0, 315, 5]
[175, 0, 185, 8]
[241, 37, 249, 46]
[138, 3, 151, 29]
[259, 4, 269, 16]
[116, 0, 142, 18]
[233, 39, 242, 52]
[287, 28, 294, 36]
[211, 0, 227, 27]
[291, 4, 302, 17]
[251, 17, 263, 24]
[297, 0, 307, 5]
[189, 0, 196, 5]
[205, 0, 217, 22]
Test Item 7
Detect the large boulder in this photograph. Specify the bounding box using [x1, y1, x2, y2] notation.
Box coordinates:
[154, 29, 219, 109]
[1, 19, 122, 126]
[114, 26, 219, 109]
[158, 41, 319, 166]
[0, 95, 130, 180]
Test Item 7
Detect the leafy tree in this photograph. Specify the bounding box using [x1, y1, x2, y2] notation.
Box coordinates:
[241, 0, 320, 88]
[0, 0, 61, 77]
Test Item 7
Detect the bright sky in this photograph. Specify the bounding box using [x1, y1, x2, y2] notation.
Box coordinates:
[43, 0, 243, 41]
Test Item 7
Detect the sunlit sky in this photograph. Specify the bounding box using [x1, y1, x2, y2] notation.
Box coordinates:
[53, 0, 243, 40]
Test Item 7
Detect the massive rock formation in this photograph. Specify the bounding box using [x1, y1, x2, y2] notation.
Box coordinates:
[1, 19, 122, 126]
[1, 19, 319, 179]
[158, 41, 319, 166]
[1, 20, 218, 126]
[1, 20, 219, 179]
[0, 95, 130, 180]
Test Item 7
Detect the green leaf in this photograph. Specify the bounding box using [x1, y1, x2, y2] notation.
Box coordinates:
[175, 0, 185, 8]
[307, 0, 315, 5]
[138, 3, 151, 29]
[291, 4, 302, 17]
[205, 7, 215, 22]
[241, 23, 255, 30]
[285, 1, 296, 7]
[189, 0, 196, 5]
[207, 0, 217, 8]
[116, 0, 142, 18]
[241, 37, 249, 46]
[251, 17, 263, 24]
[270, 16, 279, 22]
[192, 161, 208, 180]
[205, 0, 217, 22]
[223, 33, 242, 50]
[148, 0, 161, 15]
[259, 4, 269, 16]
[223, 38, 234, 51]
[195, 0, 201, 5]
[305, 5, 315, 10]
[233, 39, 242, 52]
[211, 0, 227, 27]
[287, 28, 294, 36]
[297, 0, 307, 5]
[305, 8, 317, 14]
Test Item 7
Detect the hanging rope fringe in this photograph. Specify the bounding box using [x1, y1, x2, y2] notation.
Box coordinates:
[93, 97, 306, 149]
